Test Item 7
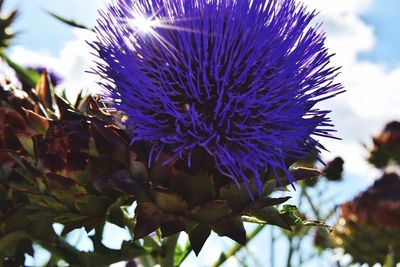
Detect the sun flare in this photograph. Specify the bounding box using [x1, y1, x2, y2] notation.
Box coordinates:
[129, 16, 160, 33]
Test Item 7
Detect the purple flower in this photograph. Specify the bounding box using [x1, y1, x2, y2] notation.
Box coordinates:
[92, 0, 343, 193]
[28, 66, 63, 86]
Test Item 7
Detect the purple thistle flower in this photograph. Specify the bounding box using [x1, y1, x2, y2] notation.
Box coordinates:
[28, 66, 63, 87]
[92, 0, 343, 193]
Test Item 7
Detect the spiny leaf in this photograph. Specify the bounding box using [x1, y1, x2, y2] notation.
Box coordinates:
[279, 205, 302, 226]
[250, 207, 292, 230]
[189, 200, 231, 224]
[211, 216, 246, 245]
[262, 179, 277, 196]
[88, 241, 150, 266]
[22, 108, 49, 133]
[175, 239, 192, 265]
[289, 167, 323, 181]
[74, 195, 111, 216]
[0, 51, 40, 88]
[219, 181, 253, 212]
[0, 230, 30, 257]
[173, 170, 216, 207]
[160, 216, 195, 237]
[188, 224, 211, 256]
[242, 196, 291, 216]
[133, 203, 164, 240]
[35, 70, 55, 112]
[46, 11, 93, 31]
[93, 170, 149, 202]
[152, 187, 188, 214]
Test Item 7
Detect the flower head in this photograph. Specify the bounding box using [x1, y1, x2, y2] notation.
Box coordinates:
[92, 0, 343, 193]
[333, 173, 400, 265]
[28, 66, 63, 87]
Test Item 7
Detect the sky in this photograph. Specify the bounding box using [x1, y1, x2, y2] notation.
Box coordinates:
[2, 0, 400, 266]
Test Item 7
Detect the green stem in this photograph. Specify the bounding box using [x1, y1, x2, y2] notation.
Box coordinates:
[285, 183, 305, 267]
[159, 233, 180, 267]
[174, 239, 191, 266]
[212, 225, 265, 267]
[286, 236, 294, 267]
[270, 227, 275, 267]
[140, 255, 154, 267]
[38, 237, 90, 267]
[384, 245, 396, 267]
[302, 187, 320, 219]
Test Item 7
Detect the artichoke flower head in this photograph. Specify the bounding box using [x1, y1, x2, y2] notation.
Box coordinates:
[90, 0, 343, 254]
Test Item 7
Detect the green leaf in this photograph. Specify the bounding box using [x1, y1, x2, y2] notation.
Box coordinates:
[211, 216, 246, 245]
[160, 216, 196, 238]
[279, 205, 302, 226]
[175, 239, 192, 265]
[383, 245, 396, 267]
[74, 195, 111, 216]
[0, 230, 29, 257]
[14, 132, 34, 157]
[0, 51, 40, 88]
[220, 181, 253, 212]
[46, 11, 94, 31]
[133, 203, 164, 240]
[289, 167, 323, 182]
[0, 153, 14, 181]
[188, 224, 210, 256]
[26, 220, 58, 244]
[87, 240, 150, 266]
[129, 151, 148, 182]
[107, 197, 131, 228]
[45, 173, 87, 209]
[152, 187, 188, 214]
[143, 236, 161, 251]
[91, 120, 129, 163]
[262, 179, 277, 196]
[93, 170, 150, 202]
[173, 170, 216, 207]
[278, 205, 332, 230]
[251, 207, 292, 230]
[35, 70, 56, 112]
[25, 193, 67, 211]
[22, 108, 49, 133]
[242, 196, 291, 217]
[189, 200, 232, 224]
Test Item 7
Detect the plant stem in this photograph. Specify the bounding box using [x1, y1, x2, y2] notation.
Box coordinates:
[384, 245, 396, 267]
[159, 233, 180, 267]
[270, 227, 275, 267]
[174, 239, 191, 266]
[212, 225, 265, 267]
[302, 187, 320, 219]
[286, 236, 294, 267]
[38, 236, 90, 267]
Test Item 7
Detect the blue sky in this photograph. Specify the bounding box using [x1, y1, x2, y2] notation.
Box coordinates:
[4, 0, 105, 55]
[2, 0, 400, 266]
[5, 0, 400, 66]
[360, 0, 400, 66]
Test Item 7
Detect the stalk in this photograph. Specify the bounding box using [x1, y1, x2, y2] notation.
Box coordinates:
[212, 225, 265, 267]
[159, 233, 180, 267]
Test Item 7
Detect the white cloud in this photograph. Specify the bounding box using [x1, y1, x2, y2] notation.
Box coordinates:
[308, 0, 375, 65]
[307, 0, 373, 15]
[9, 29, 101, 101]
[307, 0, 400, 183]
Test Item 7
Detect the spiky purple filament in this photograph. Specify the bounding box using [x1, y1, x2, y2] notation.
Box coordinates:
[92, 0, 343, 194]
